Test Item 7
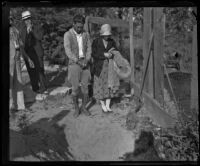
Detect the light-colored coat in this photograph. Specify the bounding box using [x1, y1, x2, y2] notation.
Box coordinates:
[10, 26, 23, 86]
[64, 28, 91, 65]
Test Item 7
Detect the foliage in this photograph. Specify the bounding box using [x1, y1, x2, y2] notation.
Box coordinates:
[125, 101, 199, 161]
[156, 110, 199, 161]
[10, 7, 195, 70]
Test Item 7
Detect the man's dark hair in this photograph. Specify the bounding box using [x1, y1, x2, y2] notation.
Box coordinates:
[73, 14, 85, 24]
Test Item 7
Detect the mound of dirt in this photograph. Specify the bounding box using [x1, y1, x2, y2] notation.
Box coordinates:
[10, 94, 136, 161]
[58, 104, 135, 161]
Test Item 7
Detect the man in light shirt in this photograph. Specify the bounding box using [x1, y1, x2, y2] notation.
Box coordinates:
[64, 15, 92, 117]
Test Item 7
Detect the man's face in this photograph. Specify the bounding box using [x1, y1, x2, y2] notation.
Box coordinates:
[24, 18, 32, 27]
[73, 22, 84, 34]
[102, 35, 111, 41]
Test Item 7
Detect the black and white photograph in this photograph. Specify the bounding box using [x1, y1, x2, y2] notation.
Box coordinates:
[2, 2, 199, 163]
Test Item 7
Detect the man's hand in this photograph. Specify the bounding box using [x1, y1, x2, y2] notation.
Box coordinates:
[27, 23, 33, 33]
[77, 58, 87, 69]
[104, 52, 112, 59]
[28, 58, 34, 68]
[21, 49, 34, 68]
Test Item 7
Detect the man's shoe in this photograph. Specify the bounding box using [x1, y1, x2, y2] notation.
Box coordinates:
[73, 108, 80, 118]
[81, 107, 91, 116]
[80, 94, 91, 116]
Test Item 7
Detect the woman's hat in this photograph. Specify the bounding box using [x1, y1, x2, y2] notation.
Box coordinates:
[100, 24, 112, 36]
[22, 11, 31, 20]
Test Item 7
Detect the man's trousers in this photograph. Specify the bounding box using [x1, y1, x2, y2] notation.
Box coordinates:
[68, 64, 91, 96]
[24, 48, 47, 93]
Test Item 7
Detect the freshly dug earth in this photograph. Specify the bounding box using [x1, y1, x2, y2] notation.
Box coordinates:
[10, 68, 136, 161]
[58, 103, 135, 161]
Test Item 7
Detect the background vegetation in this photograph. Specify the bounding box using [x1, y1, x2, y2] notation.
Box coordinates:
[10, 7, 198, 161]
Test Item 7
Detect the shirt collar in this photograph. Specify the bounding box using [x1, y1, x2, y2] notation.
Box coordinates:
[73, 28, 82, 36]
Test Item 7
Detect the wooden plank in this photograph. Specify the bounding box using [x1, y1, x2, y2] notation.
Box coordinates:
[84, 16, 89, 32]
[131, 82, 176, 128]
[149, 8, 154, 97]
[143, 8, 153, 95]
[129, 8, 134, 83]
[191, 24, 198, 110]
[153, 8, 164, 106]
[87, 16, 129, 29]
[139, 32, 154, 97]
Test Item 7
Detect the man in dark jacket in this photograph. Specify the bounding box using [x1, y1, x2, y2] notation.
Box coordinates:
[19, 11, 47, 98]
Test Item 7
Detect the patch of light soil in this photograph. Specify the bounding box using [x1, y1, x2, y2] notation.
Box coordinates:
[58, 104, 135, 161]
[10, 90, 136, 161]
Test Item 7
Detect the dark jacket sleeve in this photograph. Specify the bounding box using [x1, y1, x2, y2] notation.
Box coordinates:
[92, 38, 107, 60]
[32, 24, 44, 41]
[107, 39, 117, 59]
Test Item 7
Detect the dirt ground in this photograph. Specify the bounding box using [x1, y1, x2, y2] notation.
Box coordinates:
[9, 66, 139, 161]
[10, 63, 186, 161]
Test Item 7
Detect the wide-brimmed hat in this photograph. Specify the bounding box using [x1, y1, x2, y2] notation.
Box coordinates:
[22, 11, 31, 20]
[100, 24, 112, 36]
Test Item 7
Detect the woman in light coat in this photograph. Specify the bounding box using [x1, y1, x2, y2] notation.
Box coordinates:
[9, 15, 26, 111]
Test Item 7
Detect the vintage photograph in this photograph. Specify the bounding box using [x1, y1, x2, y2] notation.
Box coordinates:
[6, 5, 198, 162]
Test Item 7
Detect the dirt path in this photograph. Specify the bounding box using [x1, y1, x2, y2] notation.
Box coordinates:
[10, 94, 135, 161]
[59, 103, 135, 161]
[9, 68, 136, 161]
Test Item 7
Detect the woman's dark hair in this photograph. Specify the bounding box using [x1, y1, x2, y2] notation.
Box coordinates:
[73, 14, 85, 24]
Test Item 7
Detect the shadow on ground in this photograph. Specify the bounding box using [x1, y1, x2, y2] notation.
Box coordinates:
[46, 70, 70, 90]
[23, 70, 71, 108]
[10, 109, 74, 161]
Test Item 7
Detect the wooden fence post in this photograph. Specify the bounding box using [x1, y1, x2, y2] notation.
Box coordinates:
[84, 16, 89, 32]
[129, 7, 134, 83]
[153, 7, 164, 106]
[191, 24, 198, 110]
[143, 8, 153, 96]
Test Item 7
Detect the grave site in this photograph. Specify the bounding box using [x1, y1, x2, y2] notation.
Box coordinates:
[8, 7, 198, 162]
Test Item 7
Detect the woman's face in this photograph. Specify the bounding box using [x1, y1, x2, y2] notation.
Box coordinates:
[102, 35, 111, 41]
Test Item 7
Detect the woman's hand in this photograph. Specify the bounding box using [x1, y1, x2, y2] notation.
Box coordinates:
[28, 58, 34, 68]
[104, 52, 112, 59]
